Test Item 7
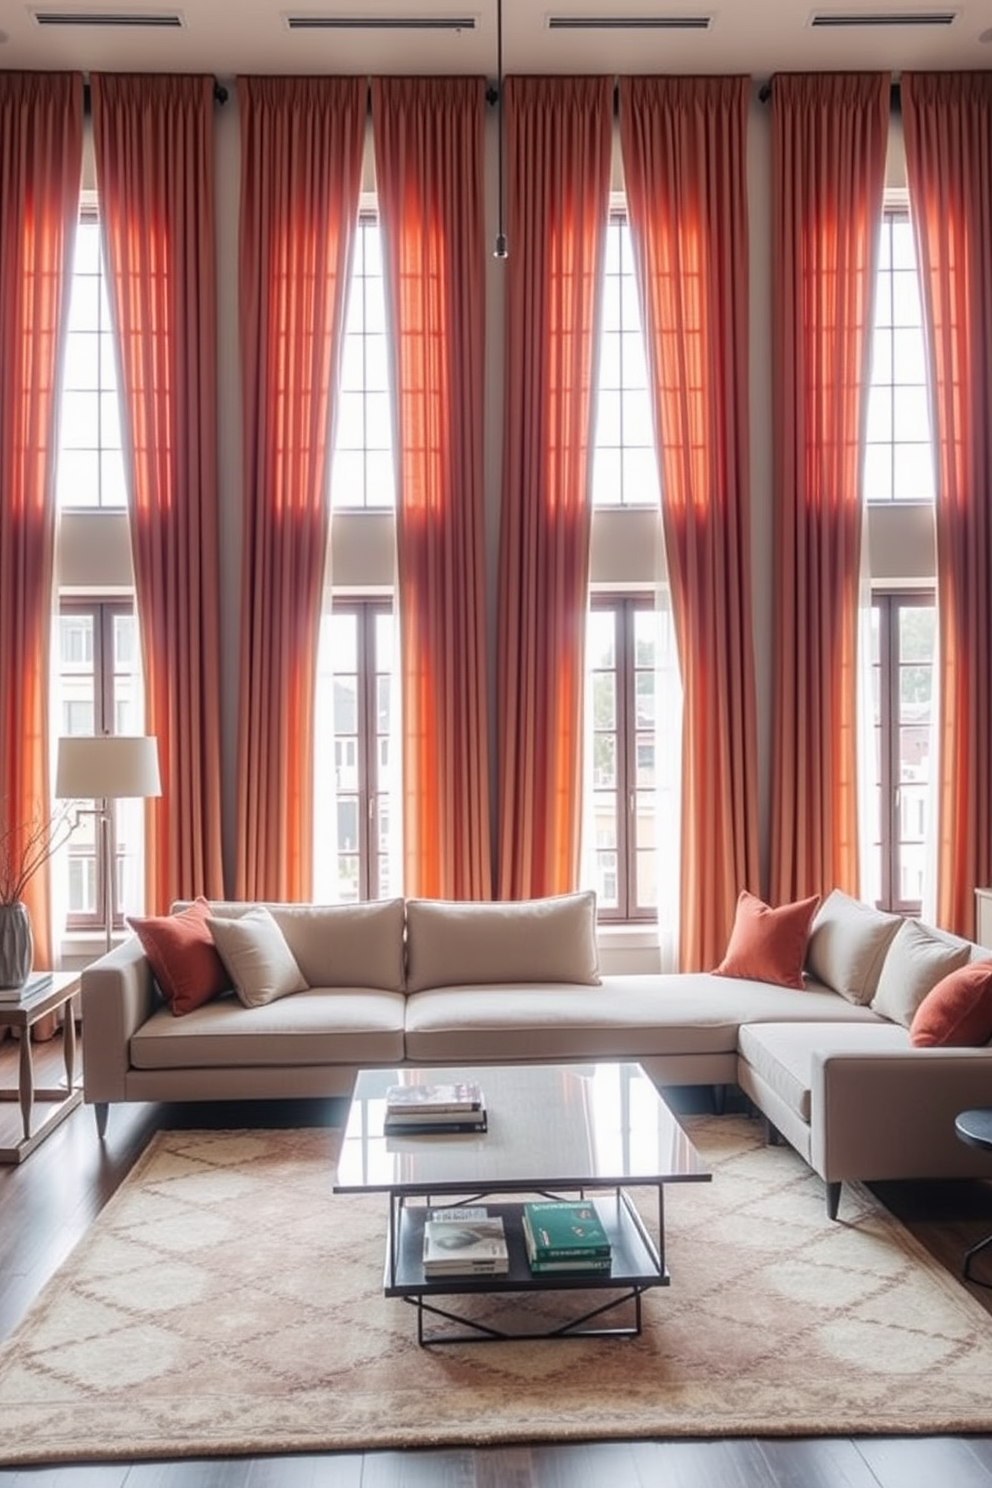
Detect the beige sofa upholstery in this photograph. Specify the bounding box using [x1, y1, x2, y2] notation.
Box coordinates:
[80, 891, 992, 1218]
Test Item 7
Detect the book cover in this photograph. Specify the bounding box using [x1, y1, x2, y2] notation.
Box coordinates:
[527, 1255, 613, 1275]
[385, 1081, 483, 1113]
[423, 1216, 509, 1275]
[522, 1201, 611, 1260]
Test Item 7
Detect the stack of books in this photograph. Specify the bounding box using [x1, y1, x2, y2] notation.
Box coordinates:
[521, 1200, 613, 1274]
[0, 972, 53, 1004]
[422, 1207, 509, 1277]
[383, 1080, 487, 1135]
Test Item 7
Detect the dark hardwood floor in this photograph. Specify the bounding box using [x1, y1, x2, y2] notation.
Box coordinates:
[3, 1027, 992, 1487]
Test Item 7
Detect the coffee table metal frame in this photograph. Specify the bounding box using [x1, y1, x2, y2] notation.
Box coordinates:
[335, 1062, 711, 1346]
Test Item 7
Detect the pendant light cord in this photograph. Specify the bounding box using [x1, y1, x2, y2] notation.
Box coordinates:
[494, 0, 507, 258]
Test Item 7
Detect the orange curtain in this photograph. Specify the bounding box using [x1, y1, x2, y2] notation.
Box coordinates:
[372, 77, 492, 900]
[235, 76, 365, 901]
[91, 73, 225, 913]
[0, 73, 82, 966]
[768, 73, 889, 905]
[619, 75, 759, 970]
[902, 73, 992, 937]
[495, 76, 613, 899]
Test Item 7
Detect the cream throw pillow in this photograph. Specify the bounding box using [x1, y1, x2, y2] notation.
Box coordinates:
[208, 905, 307, 1008]
[805, 890, 902, 1005]
[870, 918, 971, 1028]
[405, 892, 601, 994]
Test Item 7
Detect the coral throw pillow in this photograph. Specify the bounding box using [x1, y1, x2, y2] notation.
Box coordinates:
[910, 960, 992, 1047]
[128, 896, 231, 1016]
[713, 890, 820, 989]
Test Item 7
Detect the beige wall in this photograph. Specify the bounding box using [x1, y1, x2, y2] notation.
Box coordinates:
[56, 88, 936, 910]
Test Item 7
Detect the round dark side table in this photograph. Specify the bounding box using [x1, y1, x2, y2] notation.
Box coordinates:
[954, 1108, 992, 1286]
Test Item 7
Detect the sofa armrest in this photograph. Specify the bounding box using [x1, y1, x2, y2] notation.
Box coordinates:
[82, 936, 159, 1105]
[810, 1046, 992, 1184]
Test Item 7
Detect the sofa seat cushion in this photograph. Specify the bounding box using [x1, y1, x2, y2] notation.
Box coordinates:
[403, 973, 875, 1064]
[739, 1020, 909, 1122]
[130, 987, 406, 1070]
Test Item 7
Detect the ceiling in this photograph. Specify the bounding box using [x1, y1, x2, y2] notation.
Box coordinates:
[1, 1, 992, 83]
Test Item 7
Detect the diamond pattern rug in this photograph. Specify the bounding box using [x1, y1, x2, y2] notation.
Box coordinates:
[2, 1114, 992, 1464]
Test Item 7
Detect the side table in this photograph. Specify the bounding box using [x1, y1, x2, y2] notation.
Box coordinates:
[0, 972, 82, 1163]
[954, 1108, 992, 1286]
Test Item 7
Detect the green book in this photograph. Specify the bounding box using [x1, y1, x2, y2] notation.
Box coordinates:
[522, 1201, 611, 1261]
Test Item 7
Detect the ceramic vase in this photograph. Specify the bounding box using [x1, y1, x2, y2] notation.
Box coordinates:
[0, 901, 33, 989]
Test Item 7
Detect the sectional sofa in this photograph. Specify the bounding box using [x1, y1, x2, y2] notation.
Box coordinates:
[80, 888, 992, 1217]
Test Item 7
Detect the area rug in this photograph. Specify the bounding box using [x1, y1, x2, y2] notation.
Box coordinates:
[2, 1114, 992, 1464]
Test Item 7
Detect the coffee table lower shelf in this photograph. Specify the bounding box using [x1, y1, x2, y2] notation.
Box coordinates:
[384, 1191, 667, 1345]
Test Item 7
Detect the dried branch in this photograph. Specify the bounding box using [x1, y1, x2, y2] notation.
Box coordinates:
[0, 801, 77, 905]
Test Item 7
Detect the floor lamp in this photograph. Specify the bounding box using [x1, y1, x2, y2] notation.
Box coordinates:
[55, 736, 162, 955]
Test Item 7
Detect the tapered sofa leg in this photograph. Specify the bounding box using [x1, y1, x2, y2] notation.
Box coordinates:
[825, 1181, 841, 1220]
[94, 1102, 109, 1139]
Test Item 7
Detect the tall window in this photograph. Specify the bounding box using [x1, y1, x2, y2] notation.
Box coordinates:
[586, 597, 660, 921]
[56, 601, 139, 928]
[868, 592, 936, 913]
[58, 212, 127, 510]
[314, 601, 393, 901]
[591, 211, 660, 509]
[330, 213, 395, 510]
[864, 206, 934, 504]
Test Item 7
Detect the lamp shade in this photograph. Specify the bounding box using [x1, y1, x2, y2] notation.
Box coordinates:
[56, 736, 162, 801]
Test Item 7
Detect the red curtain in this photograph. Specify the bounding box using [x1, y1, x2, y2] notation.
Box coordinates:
[372, 77, 492, 899]
[0, 73, 82, 966]
[619, 75, 759, 970]
[235, 76, 365, 900]
[902, 72, 992, 937]
[768, 73, 889, 905]
[495, 76, 613, 899]
[91, 73, 225, 912]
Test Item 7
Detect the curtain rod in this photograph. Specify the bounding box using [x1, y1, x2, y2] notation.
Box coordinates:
[759, 77, 901, 108]
[82, 79, 228, 112]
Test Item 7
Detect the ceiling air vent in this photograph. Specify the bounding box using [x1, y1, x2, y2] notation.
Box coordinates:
[285, 13, 477, 29]
[810, 10, 956, 25]
[32, 8, 184, 24]
[548, 13, 712, 28]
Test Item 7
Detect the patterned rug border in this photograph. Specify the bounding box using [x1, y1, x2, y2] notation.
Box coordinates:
[3, 1117, 992, 1465]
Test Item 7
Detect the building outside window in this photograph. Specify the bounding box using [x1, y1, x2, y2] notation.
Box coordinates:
[330, 211, 395, 511]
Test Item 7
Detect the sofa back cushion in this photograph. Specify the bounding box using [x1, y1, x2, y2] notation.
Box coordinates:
[405, 892, 601, 993]
[805, 889, 902, 1004]
[269, 900, 406, 992]
[871, 918, 972, 1028]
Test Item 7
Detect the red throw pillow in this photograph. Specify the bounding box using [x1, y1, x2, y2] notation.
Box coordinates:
[713, 889, 820, 989]
[128, 897, 231, 1016]
[910, 960, 992, 1047]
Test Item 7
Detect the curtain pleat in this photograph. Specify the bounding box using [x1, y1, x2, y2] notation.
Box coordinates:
[768, 73, 889, 905]
[372, 76, 492, 900]
[0, 72, 82, 965]
[902, 72, 992, 937]
[495, 75, 613, 899]
[235, 76, 365, 901]
[619, 75, 759, 970]
[91, 73, 225, 912]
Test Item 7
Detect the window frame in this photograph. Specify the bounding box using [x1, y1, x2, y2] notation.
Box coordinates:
[589, 592, 658, 924]
[57, 597, 136, 934]
[871, 588, 936, 916]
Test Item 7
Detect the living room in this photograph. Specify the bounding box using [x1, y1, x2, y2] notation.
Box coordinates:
[2, 0, 992, 1479]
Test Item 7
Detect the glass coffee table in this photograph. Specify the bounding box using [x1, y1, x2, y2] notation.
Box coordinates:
[334, 1062, 711, 1345]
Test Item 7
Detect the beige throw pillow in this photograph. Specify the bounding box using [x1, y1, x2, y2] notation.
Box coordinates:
[208, 905, 308, 1008]
[405, 892, 601, 994]
[870, 918, 971, 1028]
[269, 900, 406, 992]
[805, 890, 902, 1005]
